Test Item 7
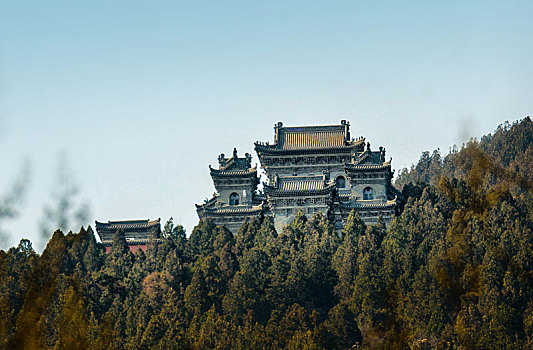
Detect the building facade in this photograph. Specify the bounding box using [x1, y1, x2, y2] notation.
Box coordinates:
[195, 148, 266, 233]
[197, 121, 403, 233]
[95, 219, 161, 253]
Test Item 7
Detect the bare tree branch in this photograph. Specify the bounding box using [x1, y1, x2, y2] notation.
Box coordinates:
[0, 160, 31, 246]
[39, 152, 91, 248]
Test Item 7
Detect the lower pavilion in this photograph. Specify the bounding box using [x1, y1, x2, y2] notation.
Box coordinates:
[95, 219, 161, 253]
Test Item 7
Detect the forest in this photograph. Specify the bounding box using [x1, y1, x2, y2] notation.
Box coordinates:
[1, 117, 532, 349]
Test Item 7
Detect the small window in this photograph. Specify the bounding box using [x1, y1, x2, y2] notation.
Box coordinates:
[363, 187, 374, 200]
[229, 192, 240, 205]
[335, 176, 346, 188]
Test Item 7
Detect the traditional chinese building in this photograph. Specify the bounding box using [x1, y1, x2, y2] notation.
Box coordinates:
[255, 121, 402, 231]
[337, 142, 402, 226]
[195, 148, 266, 233]
[95, 218, 161, 253]
[197, 120, 403, 233]
[254, 121, 361, 231]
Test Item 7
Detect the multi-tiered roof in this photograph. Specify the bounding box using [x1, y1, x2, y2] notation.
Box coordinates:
[196, 148, 265, 233]
[337, 142, 402, 223]
[253, 121, 403, 229]
[195, 120, 403, 233]
[208, 149, 259, 189]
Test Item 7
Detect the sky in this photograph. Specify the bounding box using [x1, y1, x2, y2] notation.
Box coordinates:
[1, 0, 532, 250]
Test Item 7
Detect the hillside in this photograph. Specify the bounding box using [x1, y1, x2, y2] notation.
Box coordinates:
[1, 117, 532, 349]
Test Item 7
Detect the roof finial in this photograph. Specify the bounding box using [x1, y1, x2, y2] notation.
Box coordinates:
[274, 122, 283, 144]
[233, 148, 238, 158]
[367, 142, 371, 152]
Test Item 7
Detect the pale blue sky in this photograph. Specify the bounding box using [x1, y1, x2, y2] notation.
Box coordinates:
[1, 0, 532, 249]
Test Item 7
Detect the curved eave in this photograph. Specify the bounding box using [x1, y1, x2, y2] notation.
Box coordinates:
[95, 219, 161, 230]
[264, 184, 336, 197]
[339, 201, 397, 210]
[95, 229, 161, 237]
[387, 185, 404, 201]
[345, 162, 392, 172]
[254, 142, 363, 156]
[101, 238, 162, 247]
[204, 206, 264, 216]
[209, 165, 258, 178]
[95, 226, 161, 233]
[196, 195, 218, 209]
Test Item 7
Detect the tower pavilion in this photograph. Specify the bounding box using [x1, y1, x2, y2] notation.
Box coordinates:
[337, 142, 402, 226]
[195, 148, 266, 233]
[95, 218, 161, 253]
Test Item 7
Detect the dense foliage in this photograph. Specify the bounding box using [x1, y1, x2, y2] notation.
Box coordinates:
[1, 117, 532, 349]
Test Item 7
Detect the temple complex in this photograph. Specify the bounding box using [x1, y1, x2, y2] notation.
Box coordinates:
[197, 120, 403, 233]
[95, 219, 161, 253]
[97, 121, 402, 247]
[195, 148, 266, 233]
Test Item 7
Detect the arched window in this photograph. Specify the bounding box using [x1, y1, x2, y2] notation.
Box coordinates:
[363, 187, 374, 200]
[335, 176, 346, 188]
[229, 192, 240, 205]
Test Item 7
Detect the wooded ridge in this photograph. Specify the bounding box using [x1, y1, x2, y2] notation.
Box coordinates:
[1, 117, 532, 349]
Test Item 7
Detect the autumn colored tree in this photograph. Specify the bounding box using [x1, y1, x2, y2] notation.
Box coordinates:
[0, 117, 532, 349]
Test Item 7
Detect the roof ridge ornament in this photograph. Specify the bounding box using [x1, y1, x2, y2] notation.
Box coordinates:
[379, 147, 386, 162]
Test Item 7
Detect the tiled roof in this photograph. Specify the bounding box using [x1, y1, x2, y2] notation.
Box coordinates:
[264, 176, 335, 197]
[339, 199, 397, 210]
[254, 121, 365, 154]
[195, 197, 216, 209]
[209, 165, 257, 177]
[204, 204, 264, 216]
[353, 151, 380, 164]
[279, 125, 347, 150]
[254, 142, 362, 155]
[95, 219, 161, 230]
[101, 238, 162, 247]
[217, 148, 253, 171]
[95, 219, 161, 243]
[345, 161, 391, 171]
